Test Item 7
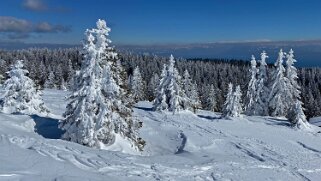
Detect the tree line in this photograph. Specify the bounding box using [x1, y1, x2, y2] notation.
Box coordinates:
[0, 40, 321, 119]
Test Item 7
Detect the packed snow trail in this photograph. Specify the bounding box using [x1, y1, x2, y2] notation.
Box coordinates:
[1, 89, 321, 180]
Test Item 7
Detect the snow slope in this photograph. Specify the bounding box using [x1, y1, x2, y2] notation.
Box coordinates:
[310, 117, 321, 127]
[1, 89, 321, 180]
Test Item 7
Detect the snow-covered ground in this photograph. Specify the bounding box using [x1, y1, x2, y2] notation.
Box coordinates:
[1, 89, 321, 180]
[310, 117, 321, 127]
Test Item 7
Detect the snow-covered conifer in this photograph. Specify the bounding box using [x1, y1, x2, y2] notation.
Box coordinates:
[182, 70, 193, 96]
[256, 51, 269, 115]
[288, 100, 310, 129]
[207, 84, 217, 112]
[222, 83, 234, 117]
[153, 55, 187, 113]
[1, 60, 49, 114]
[60, 19, 145, 151]
[181, 69, 199, 111]
[147, 73, 159, 101]
[222, 84, 243, 118]
[44, 71, 56, 89]
[130, 66, 145, 102]
[285, 49, 301, 105]
[153, 65, 168, 110]
[269, 49, 291, 117]
[190, 82, 201, 112]
[245, 55, 259, 115]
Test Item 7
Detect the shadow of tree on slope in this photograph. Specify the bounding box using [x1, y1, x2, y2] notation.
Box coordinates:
[31, 115, 65, 139]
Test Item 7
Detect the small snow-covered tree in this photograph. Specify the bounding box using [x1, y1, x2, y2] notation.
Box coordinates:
[232, 85, 243, 117]
[153, 65, 168, 110]
[222, 83, 234, 117]
[1, 60, 49, 114]
[130, 66, 145, 102]
[287, 100, 310, 129]
[256, 51, 269, 116]
[181, 70, 200, 111]
[207, 84, 217, 112]
[182, 70, 193, 96]
[190, 82, 201, 112]
[153, 55, 187, 113]
[60, 19, 145, 151]
[44, 71, 56, 89]
[269, 49, 291, 117]
[147, 73, 159, 101]
[245, 55, 259, 115]
[60, 78, 67, 90]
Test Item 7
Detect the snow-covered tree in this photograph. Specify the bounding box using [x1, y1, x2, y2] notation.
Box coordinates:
[59, 19, 145, 151]
[245, 55, 259, 115]
[190, 82, 201, 112]
[182, 70, 193, 96]
[233, 85, 243, 117]
[287, 100, 310, 129]
[153, 55, 187, 113]
[60, 78, 67, 90]
[147, 73, 159, 101]
[285, 49, 301, 106]
[222, 84, 243, 118]
[206, 84, 217, 112]
[153, 65, 168, 110]
[1, 60, 49, 114]
[222, 83, 234, 117]
[44, 71, 56, 89]
[256, 51, 269, 116]
[130, 66, 145, 102]
[269, 49, 291, 117]
[181, 70, 200, 111]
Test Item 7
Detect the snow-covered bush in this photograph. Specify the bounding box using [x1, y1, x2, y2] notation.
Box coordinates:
[1, 60, 49, 115]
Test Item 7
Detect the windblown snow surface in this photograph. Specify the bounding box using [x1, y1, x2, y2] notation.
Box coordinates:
[1, 89, 321, 180]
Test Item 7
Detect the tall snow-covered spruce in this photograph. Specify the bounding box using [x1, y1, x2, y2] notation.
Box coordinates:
[269, 49, 292, 117]
[153, 55, 187, 113]
[59, 19, 145, 151]
[256, 51, 269, 116]
[1, 60, 49, 115]
[130, 66, 145, 102]
[285, 49, 301, 108]
[245, 55, 258, 115]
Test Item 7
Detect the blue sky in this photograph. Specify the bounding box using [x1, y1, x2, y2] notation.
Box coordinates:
[1, 0, 321, 45]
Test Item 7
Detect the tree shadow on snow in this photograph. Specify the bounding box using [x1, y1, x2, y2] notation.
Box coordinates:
[197, 114, 221, 121]
[31, 115, 65, 139]
[264, 117, 292, 127]
[134, 106, 154, 112]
